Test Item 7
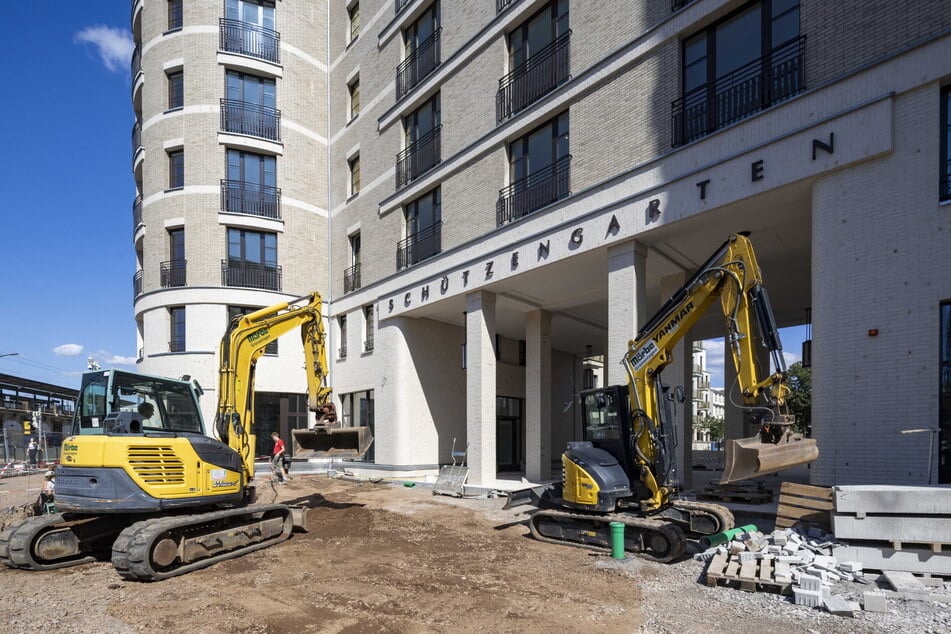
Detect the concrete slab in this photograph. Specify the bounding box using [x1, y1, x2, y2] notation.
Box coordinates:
[863, 591, 887, 612]
[832, 515, 951, 544]
[833, 543, 951, 576]
[834, 485, 951, 515]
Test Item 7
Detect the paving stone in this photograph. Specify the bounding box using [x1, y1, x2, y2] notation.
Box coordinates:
[794, 588, 822, 607]
[863, 591, 888, 612]
[824, 594, 856, 617]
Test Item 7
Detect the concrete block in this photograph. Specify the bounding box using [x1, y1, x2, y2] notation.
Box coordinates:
[772, 531, 788, 546]
[833, 514, 951, 543]
[798, 574, 822, 591]
[778, 555, 804, 564]
[834, 485, 951, 515]
[883, 570, 929, 593]
[814, 555, 838, 569]
[863, 591, 887, 613]
[728, 541, 747, 554]
[794, 588, 822, 607]
[799, 550, 816, 564]
[824, 594, 856, 617]
[739, 551, 756, 563]
[767, 545, 783, 554]
[839, 561, 863, 573]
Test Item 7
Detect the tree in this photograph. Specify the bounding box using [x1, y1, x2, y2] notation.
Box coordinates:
[785, 362, 811, 436]
[696, 416, 724, 442]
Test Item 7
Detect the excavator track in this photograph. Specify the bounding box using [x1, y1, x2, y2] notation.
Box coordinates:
[659, 500, 735, 536]
[111, 503, 293, 581]
[528, 509, 686, 562]
[0, 513, 125, 571]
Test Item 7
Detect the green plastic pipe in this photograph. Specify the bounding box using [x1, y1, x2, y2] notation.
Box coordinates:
[609, 521, 626, 559]
[698, 523, 758, 550]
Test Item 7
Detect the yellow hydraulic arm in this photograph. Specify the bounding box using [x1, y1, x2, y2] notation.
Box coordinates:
[214, 292, 331, 485]
[621, 233, 804, 510]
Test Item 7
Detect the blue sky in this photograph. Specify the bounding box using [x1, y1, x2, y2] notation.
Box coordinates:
[1, 3, 137, 388]
[0, 3, 808, 391]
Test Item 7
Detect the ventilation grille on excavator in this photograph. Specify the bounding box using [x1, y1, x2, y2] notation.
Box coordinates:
[127, 445, 186, 484]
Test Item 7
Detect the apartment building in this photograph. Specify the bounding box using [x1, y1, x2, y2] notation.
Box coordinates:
[132, 0, 951, 487]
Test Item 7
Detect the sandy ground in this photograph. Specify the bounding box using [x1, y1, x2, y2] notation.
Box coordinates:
[0, 472, 946, 633]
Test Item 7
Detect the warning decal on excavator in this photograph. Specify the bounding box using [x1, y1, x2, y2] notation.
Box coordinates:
[630, 340, 660, 372]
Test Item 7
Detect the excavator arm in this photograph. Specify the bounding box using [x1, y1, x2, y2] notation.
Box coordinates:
[622, 233, 817, 509]
[214, 292, 371, 485]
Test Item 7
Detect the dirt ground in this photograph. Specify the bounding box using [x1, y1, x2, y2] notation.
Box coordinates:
[0, 472, 944, 633]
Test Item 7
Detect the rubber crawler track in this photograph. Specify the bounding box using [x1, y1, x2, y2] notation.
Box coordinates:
[0, 514, 102, 571]
[111, 503, 293, 582]
[667, 500, 735, 535]
[528, 509, 687, 562]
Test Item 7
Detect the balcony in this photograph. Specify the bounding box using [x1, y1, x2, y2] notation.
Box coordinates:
[396, 125, 441, 189]
[344, 263, 361, 293]
[133, 270, 143, 298]
[672, 36, 806, 147]
[671, 0, 696, 10]
[396, 28, 441, 99]
[132, 121, 143, 160]
[131, 45, 141, 80]
[397, 221, 442, 270]
[497, 31, 571, 123]
[219, 18, 280, 64]
[221, 260, 282, 290]
[339, 343, 348, 359]
[497, 0, 515, 13]
[364, 334, 374, 352]
[169, 338, 186, 353]
[395, 0, 412, 15]
[132, 195, 142, 234]
[160, 259, 187, 288]
[220, 99, 281, 141]
[497, 155, 571, 226]
[220, 180, 282, 219]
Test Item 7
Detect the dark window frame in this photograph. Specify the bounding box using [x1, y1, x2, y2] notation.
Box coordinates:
[227, 227, 278, 267]
[167, 70, 184, 110]
[942, 86, 951, 202]
[167, 0, 183, 31]
[339, 315, 348, 359]
[349, 2, 360, 42]
[941, 301, 951, 482]
[228, 305, 278, 354]
[168, 149, 185, 189]
[349, 77, 360, 120]
[170, 306, 186, 352]
[349, 154, 361, 196]
[364, 305, 375, 352]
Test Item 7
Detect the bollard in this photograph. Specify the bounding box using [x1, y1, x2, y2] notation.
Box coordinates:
[609, 521, 626, 559]
[698, 523, 758, 549]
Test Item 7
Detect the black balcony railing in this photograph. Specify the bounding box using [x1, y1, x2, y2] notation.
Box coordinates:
[497, 155, 571, 226]
[397, 221, 442, 270]
[339, 343, 348, 359]
[396, 28, 441, 99]
[221, 260, 282, 290]
[219, 18, 280, 64]
[220, 179, 282, 219]
[672, 36, 806, 147]
[344, 263, 361, 293]
[395, 0, 412, 15]
[160, 259, 187, 288]
[220, 99, 281, 141]
[132, 195, 142, 234]
[131, 45, 141, 80]
[364, 334, 374, 352]
[671, 0, 696, 10]
[497, 31, 571, 123]
[497, 0, 515, 14]
[396, 125, 441, 188]
[169, 339, 186, 353]
[132, 121, 142, 160]
[133, 270, 143, 298]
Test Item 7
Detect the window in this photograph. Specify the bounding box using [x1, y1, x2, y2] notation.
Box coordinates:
[223, 71, 278, 140]
[941, 302, 951, 482]
[168, 0, 183, 30]
[339, 315, 348, 358]
[227, 149, 276, 189]
[228, 306, 278, 354]
[225, 149, 279, 217]
[398, 188, 441, 269]
[162, 228, 186, 287]
[942, 87, 951, 201]
[168, 150, 184, 189]
[509, 0, 568, 68]
[349, 77, 360, 120]
[397, 94, 441, 187]
[170, 306, 186, 352]
[349, 154, 361, 197]
[348, 2, 360, 42]
[224, 228, 279, 289]
[226, 0, 275, 30]
[345, 233, 361, 293]
[397, 3, 440, 98]
[167, 70, 184, 110]
[340, 390, 374, 462]
[364, 305, 374, 352]
[226, 71, 276, 108]
[498, 111, 570, 224]
[675, 0, 802, 146]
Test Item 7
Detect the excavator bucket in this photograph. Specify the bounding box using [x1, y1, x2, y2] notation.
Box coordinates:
[720, 436, 819, 485]
[292, 426, 373, 460]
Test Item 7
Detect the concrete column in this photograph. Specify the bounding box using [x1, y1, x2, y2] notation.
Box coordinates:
[660, 272, 688, 487]
[466, 291, 497, 486]
[525, 309, 552, 481]
[607, 240, 647, 386]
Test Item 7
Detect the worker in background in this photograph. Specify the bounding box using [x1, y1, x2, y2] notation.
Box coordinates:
[270, 431, 291, 483]
[40, 470, 55, 506]
[27, 438, 37, 466]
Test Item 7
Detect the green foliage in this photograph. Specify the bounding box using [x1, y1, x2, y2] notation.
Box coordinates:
[785, 362, 811, 435]
[697, 416, 725, 442]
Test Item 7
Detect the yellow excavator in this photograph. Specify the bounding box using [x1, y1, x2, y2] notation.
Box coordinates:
[0, 292, 371, 580]
[507, 233, 818, 561]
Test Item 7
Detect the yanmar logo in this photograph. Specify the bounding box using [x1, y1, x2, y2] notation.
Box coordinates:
[653, 302, 694, 344]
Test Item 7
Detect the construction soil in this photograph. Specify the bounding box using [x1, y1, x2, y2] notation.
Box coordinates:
[0, 472, 945, 633]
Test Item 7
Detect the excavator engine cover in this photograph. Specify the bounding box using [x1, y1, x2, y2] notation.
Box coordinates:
[292, 427, 373, 460]
[720, 436, 818, 484]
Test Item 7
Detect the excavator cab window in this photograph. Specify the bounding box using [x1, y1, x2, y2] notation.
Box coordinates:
[582, 389, 622, 441]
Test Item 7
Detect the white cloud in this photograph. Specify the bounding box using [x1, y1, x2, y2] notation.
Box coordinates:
[782, 350, 801, 368]
[103, 354, 138, 366]
[74, 26, 134, 73]
[54, 344, 84, 357]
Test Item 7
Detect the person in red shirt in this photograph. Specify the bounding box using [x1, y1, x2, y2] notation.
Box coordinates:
[270, 431, 291, 483]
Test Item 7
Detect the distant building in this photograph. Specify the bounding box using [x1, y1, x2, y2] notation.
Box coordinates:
[691, 342, 724, 450]
[0, 374, 77, 463]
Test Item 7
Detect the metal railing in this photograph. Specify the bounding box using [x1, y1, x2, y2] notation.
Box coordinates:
[671, 0, 696, 10]
[339, 343, 348, 359]
[132, 195, 142, 234]
[137, 347, 144, 361]
[672, 36, 806, 147]
[133, 270, 143, 298]
[397, 221, 442, 270]
[396, 125, 441, 189]
[220, 179, 282, 219]
[344, 263, 361, 293]
[132, 121, 142, 160]
[497, 31, 570, 123]
[219, 18, 281, 64]
[160, 260, 187, 288]
[221, 260, 282, 290]
[364, 334, 374, 352]
[497, 155, 571, 225]
[169, 339, 186, 353]
[220, 99, 281, 141]
[497, 0, 515, 14]
[131, 45, 141, 80]
[396, 28, 441, 99]
[396, 0, 412, 14]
